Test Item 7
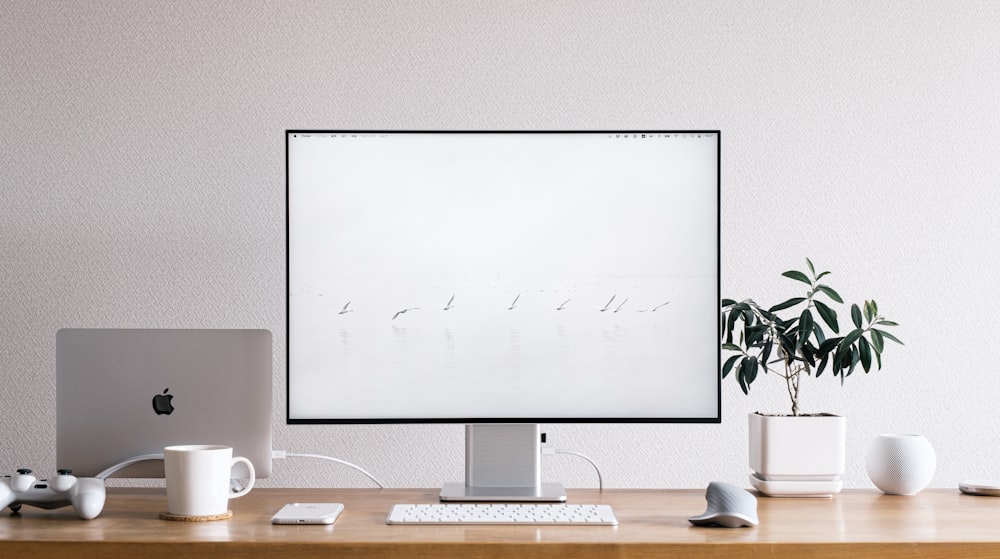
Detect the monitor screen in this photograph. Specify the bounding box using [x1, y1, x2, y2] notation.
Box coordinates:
[286, 131, 720, 425]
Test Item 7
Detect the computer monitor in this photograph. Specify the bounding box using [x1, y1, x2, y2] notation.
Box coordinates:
[286, 131, 720, 501]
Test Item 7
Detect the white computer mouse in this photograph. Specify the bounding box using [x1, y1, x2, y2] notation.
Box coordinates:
[688, 481, 759, 528]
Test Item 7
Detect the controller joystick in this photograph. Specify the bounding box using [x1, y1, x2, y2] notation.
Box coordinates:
[11, 469, 37, 492]
[50, 469, 78, 493]
[1, 469, 105, 520]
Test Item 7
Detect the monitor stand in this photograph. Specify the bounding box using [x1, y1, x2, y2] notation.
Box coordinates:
[439, 424, 567, 502]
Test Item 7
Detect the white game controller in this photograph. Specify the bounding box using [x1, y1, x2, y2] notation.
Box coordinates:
[1, 469, 106, 520]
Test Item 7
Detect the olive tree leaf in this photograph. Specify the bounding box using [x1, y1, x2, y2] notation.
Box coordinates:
[851, 304, 862, 329]
[797, 309, 814, 350]
[831, 331, 859, 378]
[873, 328, 904, 345]
[839, 328, 863, 350]
[811, 321, 827, 344]
[864, 300, 876, 324]
[769, 297, 806, 313]
[817, 337, 842, 356]
[746, 324, 769, 346]
[813, 299, 839, 333]
[779, 333, 797, 364]
[722, 354, 742, 379]
[815, 284, 844, 304]
[800, 342, 816, 367]
[726, 308, 741, 343]
[859, 336, 872, 373]
[816, 354, 830, 378]
[836, 346, 852, 371]
[782, 270, 812, 286]
[870, 329, 884, 353]
[737, 357, 759, 394]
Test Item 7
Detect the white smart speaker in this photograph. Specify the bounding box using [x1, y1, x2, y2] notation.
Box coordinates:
[865, 433, 936, 495]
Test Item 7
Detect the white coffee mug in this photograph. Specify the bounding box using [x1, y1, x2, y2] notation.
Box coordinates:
[164, 444, 255, 517]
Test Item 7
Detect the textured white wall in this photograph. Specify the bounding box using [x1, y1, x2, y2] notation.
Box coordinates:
[3, 1, 1000, 490]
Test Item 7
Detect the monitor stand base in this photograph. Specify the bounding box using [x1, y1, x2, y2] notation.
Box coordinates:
[439, 482, 567, 502]
[440, 424, 567, 502]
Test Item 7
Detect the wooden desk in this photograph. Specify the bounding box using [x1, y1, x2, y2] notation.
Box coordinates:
[2, 487, 999, 558]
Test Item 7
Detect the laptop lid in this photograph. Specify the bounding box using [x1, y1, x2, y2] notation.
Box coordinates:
[57, 329, 272, 478]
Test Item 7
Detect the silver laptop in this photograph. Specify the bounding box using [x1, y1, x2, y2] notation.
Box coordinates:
[57, 329, 273, 478]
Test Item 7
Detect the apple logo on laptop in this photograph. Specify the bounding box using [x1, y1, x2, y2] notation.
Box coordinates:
[152, 388, 175, 415]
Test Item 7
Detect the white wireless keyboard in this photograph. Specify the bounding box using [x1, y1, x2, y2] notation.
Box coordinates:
[386, 503, 618, 525]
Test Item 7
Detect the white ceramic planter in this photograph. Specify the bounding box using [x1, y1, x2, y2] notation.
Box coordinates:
[749, 412, 845, 486]
[865, 433, 936, 495]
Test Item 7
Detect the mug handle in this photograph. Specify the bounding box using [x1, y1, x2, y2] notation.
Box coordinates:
[229, 456, 255, 499]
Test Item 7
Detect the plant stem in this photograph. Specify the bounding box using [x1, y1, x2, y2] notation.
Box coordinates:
[773, 338, 803, 416]
[788, 365, 800, 417]
[787, 361, 810, 416]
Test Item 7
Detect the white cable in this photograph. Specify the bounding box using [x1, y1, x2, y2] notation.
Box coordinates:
[96, 450, 385, 489]
[275, 450, 386, 488]
[543, 448, 604, 491]
[96, 453, 249, 493]
[95, 453, 165, 480]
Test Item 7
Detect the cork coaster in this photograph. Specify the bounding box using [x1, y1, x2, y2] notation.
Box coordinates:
[159, 510, 233, 522]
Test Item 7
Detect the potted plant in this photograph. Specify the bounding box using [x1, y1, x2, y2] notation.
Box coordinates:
[720, 259, 902, 496]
